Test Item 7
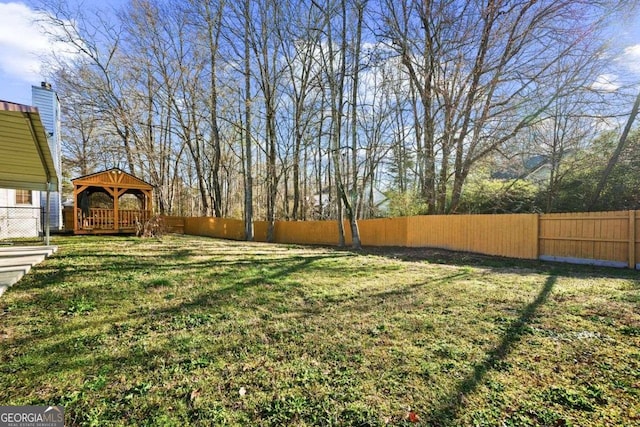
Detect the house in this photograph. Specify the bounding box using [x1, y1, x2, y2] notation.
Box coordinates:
[0, 83, 62, 241]
[491, 154, 552, 185]
[0, 99, 58, 290]
[311, 186, 389, 219]
[0, 99, 59, 244]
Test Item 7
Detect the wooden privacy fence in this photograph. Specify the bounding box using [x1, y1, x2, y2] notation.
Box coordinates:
[162, 216, 185, 234]
[161, 210, 640, 269]
[539, 211, 638, 269]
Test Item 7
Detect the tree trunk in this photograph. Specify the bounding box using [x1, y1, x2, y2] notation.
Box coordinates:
[589, 91, 640, 210]
[243, 0, 254, 241]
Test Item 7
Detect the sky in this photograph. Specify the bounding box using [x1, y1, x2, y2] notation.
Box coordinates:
[0, 1, 56, 104]
[0, 0, 125, 105]
[2, 0, 640, 106]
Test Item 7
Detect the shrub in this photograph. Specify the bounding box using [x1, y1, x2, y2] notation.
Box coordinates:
[136, 215, 166, 239]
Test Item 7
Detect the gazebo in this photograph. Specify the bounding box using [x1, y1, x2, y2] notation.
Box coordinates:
[72, 168, 153, 234]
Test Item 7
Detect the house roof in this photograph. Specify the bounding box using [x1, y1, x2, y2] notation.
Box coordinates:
[0, 100, 59, 191]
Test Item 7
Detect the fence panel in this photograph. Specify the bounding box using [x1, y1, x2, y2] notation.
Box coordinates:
[184, 217, 245, 240]
[406, 214, 538, 259]
[0, 206, 44, 243]
[253, 221, 268, 242]
[358, 217, 408, 247]
[539, 211, 632, 268]
[275, 220, 343, 246]
[162, 216, 185, 234]
[635, 212, 640, 269]
[263, 218, 409, 247]
[253, 220, 343, 245]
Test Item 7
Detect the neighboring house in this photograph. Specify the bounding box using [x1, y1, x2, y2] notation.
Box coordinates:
[491, 154, 551, 185]
[32, 82, 63, 230]
[312, 186, 390, 219]
[0, 83, 62, 240]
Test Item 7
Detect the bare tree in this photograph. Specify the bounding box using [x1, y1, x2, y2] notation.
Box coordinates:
[380, 0, 628, 213]
[315, 0, 349, 245]
[186, 0, 226, 217]
[344, 0, 368, 248]
[589, 90, 640, 209]
[37, 0, 142, 173]
[39, 0, 636, 221]
[118, 0, 198, 215]
[54, 69, 100, 176]
[243, 0, 254, 240]
[279, 0, 324, 220]
[247, 0, 283, 241]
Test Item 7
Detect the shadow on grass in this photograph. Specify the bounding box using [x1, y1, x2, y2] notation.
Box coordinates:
[358, 245, 639, 280]
[426, 275, 557, 426]
[0, 236, 605, 424]
[0, 250, 344, 370]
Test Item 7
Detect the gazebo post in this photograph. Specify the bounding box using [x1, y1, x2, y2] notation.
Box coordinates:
[144, 189, 152, 219]
[73, 184, 78, 234]
[113, 186, 119, 231]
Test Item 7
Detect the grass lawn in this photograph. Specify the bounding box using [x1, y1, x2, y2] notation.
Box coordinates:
[0, 235, 639, 426]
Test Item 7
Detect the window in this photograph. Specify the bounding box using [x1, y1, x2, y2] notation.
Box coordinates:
[15, 189, 32, 205]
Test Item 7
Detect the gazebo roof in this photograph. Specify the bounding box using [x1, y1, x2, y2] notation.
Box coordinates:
[72, 168, 153, 191]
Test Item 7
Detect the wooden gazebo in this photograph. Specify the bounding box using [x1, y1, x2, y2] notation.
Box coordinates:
[72, 168, 153, 234]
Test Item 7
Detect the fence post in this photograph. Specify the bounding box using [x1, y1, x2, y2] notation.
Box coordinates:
[405, 217, 410, 247]
[535, 213, 541, 260]
[629, 210, 636, 269]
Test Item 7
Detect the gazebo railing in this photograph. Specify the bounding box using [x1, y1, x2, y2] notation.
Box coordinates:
[119, 209, 152, 229]
[77, 208, 152, 230]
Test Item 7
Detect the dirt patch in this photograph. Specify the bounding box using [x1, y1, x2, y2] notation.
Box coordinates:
[357, 245, 527, 266]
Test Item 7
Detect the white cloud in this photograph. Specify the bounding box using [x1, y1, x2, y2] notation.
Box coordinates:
[592, 73, 620, 92]
[621, 44, 640, 74]
[0, 2, 76, 83]
[0, 2, 48, 81]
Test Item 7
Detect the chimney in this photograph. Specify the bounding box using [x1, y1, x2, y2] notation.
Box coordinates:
[41, 81, 52, 90]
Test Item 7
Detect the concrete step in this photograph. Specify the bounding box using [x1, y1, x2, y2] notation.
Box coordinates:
[0, 245, 57, 297]
[0, 264, 32, 274]
[0, 254, 46, 267]
[0, 270, 27, 295]
[0, 263, 35, 294]
[0, 266, 29, 285]
[0, 246, 57, 256]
